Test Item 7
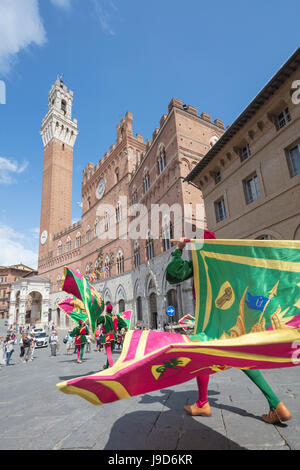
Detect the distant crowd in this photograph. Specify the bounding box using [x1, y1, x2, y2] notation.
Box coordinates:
[0, 320, 170, 369]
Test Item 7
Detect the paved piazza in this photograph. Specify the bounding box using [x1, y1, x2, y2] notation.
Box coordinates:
[1, 322, 300, 451]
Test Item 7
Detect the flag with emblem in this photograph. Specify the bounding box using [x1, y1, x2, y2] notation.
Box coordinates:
[57, 240, 300, 406]
[57, 296, 88, 325]
[61, 267, 104, 335]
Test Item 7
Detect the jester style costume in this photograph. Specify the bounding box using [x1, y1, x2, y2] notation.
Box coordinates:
[166, 232, 291, 424]
[70, 319, 89, 363]
[98, 304, 128, 369]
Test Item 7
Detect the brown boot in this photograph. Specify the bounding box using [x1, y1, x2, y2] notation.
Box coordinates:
[262, 402, 291, 424]
[184, 401, 212, 417]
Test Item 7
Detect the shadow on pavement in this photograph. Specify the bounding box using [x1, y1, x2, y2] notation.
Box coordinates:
[104, 389, 249, 450]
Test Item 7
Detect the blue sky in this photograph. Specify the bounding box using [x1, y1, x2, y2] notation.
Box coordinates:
[0, 0, 299, 268]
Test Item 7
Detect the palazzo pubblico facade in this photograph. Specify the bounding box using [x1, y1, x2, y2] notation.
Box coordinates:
[9, 78, 225, 328]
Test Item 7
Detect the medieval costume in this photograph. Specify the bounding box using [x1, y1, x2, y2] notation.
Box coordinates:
[70, 319, 89, 363]
[97, 304, 128, 369]
[166, 232, 291, 424]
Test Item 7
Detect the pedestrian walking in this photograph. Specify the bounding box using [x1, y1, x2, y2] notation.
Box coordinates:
[64, 332, 73, 355]
[4, 335, 15, 366]
[49, 331, 58, 356]
[0, 336, 5, 367]
[86, 334, 92, 353]
[30, 334, 36, 361]
[23, 334, 31, 362]
[19, 334, 25, 362]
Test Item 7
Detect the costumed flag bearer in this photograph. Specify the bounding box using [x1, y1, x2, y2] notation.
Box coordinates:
[166, 232, 291, 424]
[70, 319, 89, 364]
[97, 304, 128, 369]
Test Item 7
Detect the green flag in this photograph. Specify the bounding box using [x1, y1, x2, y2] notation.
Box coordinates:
[191, 239, 300, 341]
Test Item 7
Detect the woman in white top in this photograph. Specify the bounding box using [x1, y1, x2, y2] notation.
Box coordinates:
[4, 335, 15, 366]
[0, 336, 5, 366]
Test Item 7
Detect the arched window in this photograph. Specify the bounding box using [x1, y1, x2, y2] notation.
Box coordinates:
[57, 241, 62, 256]
[115, 168, 120, 183]
[143, 169, 150, 194]
[136, 296, 142, 321]
[118, 299, 125, 313]
[61, 99, 67, 114]
[162, 219, 173, 251]
[104, 211, 110, 232]
[75, 232, 81, 248]
[146, 234, 154, 260]
[132, 188, 138, 205]
[94, 219, 100, 237]
[117, 250, 124, 275]
[86, 225, 91, 242]
[157, 145, 167, 175]
[134, 241, 140, 268]
[66, 237, 71, 252]
[116, 201, 122, 223]
[104, 256, 110, 278]
[57, 275, 61, 291]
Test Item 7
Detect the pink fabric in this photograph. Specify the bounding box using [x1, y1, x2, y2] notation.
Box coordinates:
[77, 347, 80, 360]
[196, 374, 210, 408]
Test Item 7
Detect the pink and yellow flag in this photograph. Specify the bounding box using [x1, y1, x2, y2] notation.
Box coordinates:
[57, 239, 300, 405]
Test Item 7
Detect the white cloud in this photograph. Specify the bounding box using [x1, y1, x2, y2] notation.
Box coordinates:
[92, 0, 116, 36]
[0, 0, 46, 75]
[0, 156, 28, 184]
[0, 225, 38, 269]
[50, 0, 72, 9]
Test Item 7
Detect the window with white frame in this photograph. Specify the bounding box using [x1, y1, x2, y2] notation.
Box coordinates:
[134, 241, 140, 268]
[86, 226, 91, 242]
[162, 221, 173, 251]
[276, 107, 291, 130]
[104, 212, 110, 232]
[132, 190, 138, 205]
[116, 202, 122, 223]
[117, 250, 124, 274]
[66, 237, 71, 252]
[136, 296, 143, 321]
[214, 197, 227, 223]
[75, 232, 81, 248]
[243, 173, 261, 204]
[143, 171, 150, 194]
[146, 237, 154, 260]
[240, 144, 251, 162]
[287, 144, 300, 177]
[57, 241, 62, 256]
[157, 148, 167, 175]
[214, 170, 222, 184]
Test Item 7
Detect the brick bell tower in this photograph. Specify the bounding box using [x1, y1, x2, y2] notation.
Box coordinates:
[38, 77, 79, 268]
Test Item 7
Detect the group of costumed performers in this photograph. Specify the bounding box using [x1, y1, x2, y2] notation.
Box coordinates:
[97, 303, 128, 369]
[166, 230, 291, 424]
[58, 270, 128, 369]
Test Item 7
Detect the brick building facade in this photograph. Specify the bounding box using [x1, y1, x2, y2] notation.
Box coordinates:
[33, 78, 224, 328]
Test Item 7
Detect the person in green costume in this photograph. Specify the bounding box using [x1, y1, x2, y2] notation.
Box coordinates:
[97, 304, 128, 369]
[166, 234, 291, 424]
[70, 319, 88, 364]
